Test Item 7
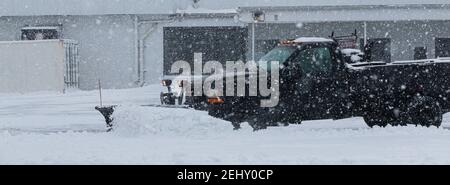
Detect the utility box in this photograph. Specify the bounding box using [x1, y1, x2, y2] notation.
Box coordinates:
[0, 39, 79, 93]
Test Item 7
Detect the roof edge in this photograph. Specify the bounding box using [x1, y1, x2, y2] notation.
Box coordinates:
[238, 4, 450, 11]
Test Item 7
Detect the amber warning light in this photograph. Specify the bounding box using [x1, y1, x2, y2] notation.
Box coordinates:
[208, 97, 225, 104]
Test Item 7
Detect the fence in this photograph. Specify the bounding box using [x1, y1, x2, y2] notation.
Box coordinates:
[63, 40, 80, 89]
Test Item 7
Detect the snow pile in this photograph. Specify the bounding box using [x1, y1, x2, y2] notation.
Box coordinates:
[112, 105, 234, 137]
[2, 84, 450, 164]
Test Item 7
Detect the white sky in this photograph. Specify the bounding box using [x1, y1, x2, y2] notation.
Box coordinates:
[0, 0, 449, 16]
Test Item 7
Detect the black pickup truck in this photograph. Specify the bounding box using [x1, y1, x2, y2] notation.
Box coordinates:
[207, 37, 450, 130]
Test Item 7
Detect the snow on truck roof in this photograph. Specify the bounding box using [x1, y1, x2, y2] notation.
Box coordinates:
[341, 48, 364, 56]
[293, 37, 334, 43]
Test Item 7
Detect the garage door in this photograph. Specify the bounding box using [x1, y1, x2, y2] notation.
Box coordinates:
[163, 27, 248, 75]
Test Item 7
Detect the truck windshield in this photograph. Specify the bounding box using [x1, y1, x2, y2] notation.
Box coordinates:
[258, 46, 297, 71]
[293, 46, 332, 75]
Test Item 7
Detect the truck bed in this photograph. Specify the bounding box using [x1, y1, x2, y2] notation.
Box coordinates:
[347, 58, 450, 112]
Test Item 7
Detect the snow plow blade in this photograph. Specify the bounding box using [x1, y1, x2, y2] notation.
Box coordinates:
[95, 106, 116, 131]
[95, 104, 191, 131]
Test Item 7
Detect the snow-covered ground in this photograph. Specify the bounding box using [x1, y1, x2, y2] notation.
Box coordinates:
[1, 85, 450, 164]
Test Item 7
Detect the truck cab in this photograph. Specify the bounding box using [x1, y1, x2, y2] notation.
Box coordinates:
[274, 38, 349, 120]
[208, 37, 353, 129]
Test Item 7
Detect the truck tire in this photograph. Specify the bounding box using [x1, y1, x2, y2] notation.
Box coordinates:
[406, 96, 442, 127]
[231, 122, 241, 130]
[247, 118, 268, 131]
[363, 115, 389, 128]
[160, 92, 176, 105]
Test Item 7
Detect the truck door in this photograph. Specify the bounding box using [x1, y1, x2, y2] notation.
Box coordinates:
[289, 43, 339, 119]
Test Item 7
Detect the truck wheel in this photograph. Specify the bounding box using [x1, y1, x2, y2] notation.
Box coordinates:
[406, 96, 442, 127]
[247, 118, 268, 131]
[160, 92, 175, 105]
[363, 114, 388, 128]
[231, 122, 241, 130]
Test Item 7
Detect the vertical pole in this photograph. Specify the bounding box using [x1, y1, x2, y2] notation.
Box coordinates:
[139, 40, 144, 85]
[252, 22, 256, 61]
[98, 79, 103, 107]
[363, 21, 368, 46]
[134, 15, 140, 84]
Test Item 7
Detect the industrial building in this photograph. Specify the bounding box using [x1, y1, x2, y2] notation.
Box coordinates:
[0, 0, 449, 91]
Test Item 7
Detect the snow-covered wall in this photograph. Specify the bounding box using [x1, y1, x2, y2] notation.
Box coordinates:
[0, 40, 65, 93]
[0, 15, 137, 90]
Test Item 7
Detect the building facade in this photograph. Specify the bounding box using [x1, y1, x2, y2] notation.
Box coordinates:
[0, 0, 449, 90]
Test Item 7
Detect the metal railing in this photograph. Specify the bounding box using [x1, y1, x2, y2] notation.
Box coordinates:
[63, 39, 80, 89]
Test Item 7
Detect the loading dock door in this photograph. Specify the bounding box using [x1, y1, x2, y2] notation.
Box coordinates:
[436, 38, 450, 58]
[164, 27, 248, 75]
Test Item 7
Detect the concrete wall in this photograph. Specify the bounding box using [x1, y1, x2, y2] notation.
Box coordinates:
[0, 15, 137, 90]
[251, 20, 450, 61]
[0, 40, 65, 93]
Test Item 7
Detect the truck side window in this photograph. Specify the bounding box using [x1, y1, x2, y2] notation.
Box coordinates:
[295, 46, 332, 76]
